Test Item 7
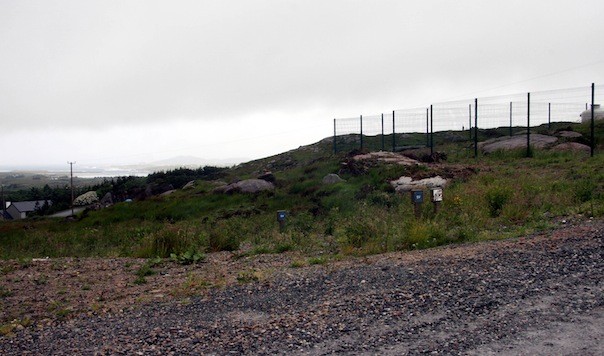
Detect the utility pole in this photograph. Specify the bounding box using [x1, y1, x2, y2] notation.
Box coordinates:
[1, 184, 5, 217]
[68, 161, 76, 217]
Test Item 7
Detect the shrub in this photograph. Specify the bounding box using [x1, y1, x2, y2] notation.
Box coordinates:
[485, 186, 512, 217]
[207, 221, 240, 252]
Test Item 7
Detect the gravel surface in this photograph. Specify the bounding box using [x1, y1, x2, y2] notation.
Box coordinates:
[1, 220, 602, 355]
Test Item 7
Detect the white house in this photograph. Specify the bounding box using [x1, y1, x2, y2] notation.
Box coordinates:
[5, 200, 52, 220]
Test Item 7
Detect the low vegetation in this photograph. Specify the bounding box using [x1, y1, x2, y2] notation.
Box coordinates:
[1, 121, 603, 260]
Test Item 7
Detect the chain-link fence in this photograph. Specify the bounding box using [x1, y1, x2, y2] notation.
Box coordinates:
[333, 84, 602, 157]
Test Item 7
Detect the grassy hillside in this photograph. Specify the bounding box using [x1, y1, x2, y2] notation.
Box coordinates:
[1, 121, 603, 260]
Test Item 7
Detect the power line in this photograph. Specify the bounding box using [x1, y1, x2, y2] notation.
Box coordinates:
[437, 59, 604, 103]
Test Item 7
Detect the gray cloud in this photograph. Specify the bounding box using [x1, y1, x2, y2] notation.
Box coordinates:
[1, 1, 604, 163]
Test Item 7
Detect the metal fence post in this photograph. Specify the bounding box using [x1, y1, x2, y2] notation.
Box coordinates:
[360, 115, 363, 150]
[392, 110, 396, 152]
[527, 92, 531, 158]
[548, 103, 551, 129]
[430, 104, 434, 156]
[333, 118, 337, 154]
[509, 102, 513, 137]
[468, 104, 472, 141]
[426, 108, 429, 147]
[591, 83, 595, 157]
[381, 113, 385, 151]
[474, 98, 478, 158]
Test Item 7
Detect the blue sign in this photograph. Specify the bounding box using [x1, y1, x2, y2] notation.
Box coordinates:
[412, 190, 424, 204]
[277, 210, 287, 221]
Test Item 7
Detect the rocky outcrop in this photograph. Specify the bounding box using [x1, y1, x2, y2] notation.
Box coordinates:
[390, 176, 447, 193]
[479, 134, 558, 154]
[353, 151, 419, 165]
[214, 179, 275, 194]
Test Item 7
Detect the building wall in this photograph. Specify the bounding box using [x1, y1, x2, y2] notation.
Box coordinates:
[6, 205, 24, 220]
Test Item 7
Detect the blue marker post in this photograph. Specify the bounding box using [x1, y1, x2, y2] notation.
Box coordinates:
[277, 210, 287, 232]
[411, 190, 424, 218]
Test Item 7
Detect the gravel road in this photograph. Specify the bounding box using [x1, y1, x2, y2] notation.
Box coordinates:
[1, 220, 602, 355]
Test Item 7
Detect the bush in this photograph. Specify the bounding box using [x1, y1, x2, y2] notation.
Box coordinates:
[485, 186, 512, 217]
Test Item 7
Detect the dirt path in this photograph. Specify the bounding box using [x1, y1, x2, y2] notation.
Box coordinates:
[1, 219, 602, 354]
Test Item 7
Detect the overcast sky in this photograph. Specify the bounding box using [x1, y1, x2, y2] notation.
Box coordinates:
[2, 0, 604, 168]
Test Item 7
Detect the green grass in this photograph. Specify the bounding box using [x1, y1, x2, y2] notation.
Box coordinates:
[1, 122, 603, 260]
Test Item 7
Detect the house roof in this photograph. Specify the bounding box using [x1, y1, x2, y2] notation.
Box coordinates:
[10, 200, 52, 213]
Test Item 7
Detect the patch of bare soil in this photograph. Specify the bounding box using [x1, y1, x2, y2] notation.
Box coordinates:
[0, 251, 303, 329]
[1, 219, 602, 355]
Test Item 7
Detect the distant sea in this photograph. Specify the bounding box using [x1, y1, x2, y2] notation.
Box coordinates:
[0, 165, 151, 178]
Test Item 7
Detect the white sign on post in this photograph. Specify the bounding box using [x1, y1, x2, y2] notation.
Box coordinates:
[432, 188, 443, 202]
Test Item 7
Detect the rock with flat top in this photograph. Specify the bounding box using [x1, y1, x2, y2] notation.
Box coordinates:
[390, 176, 447, 193]
[479, 134, 557, 154]
[215, 179, 275, 194]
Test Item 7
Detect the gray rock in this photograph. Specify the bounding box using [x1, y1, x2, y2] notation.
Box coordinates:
[182, 181, 196, 190]
[322, 174, 345, 184]
[390, 176, 447, 192]
[258, 171, 276, 183]
[551, 142, 591, 154]
[557, 131, 583, 138]
[159, 189, 177, 197]
[100, 192, 114, 206]
[479, 134, 558, 154]
[215, 179, 275, 194]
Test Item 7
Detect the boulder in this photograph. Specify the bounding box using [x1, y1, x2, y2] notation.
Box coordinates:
[322, 173, 345, 185]
[479, 134, 558, 154]
[160, 189, 177, 197]
[551, 142, 591, 154]
[390, 176, 447, 193]
[215, 179, 275, 194]
[257, 171, 276, 183]
[182, 180, 196, 190]
[73, 191, 99, 206]
[557, 131, 583, 138]
[100, 192, 114, 206]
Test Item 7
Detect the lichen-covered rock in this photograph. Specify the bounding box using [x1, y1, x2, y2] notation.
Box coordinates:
[73, 191, 99, 206]
[390, 176, 447, 192]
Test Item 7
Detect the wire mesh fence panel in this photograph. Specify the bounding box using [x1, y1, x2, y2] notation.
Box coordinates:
[431, 101, 474, 150]
[333, 84, 600, 155]
[360, 114, 384, 152]
[393, 108, 429, 149]
[334, 117, 361, 153]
